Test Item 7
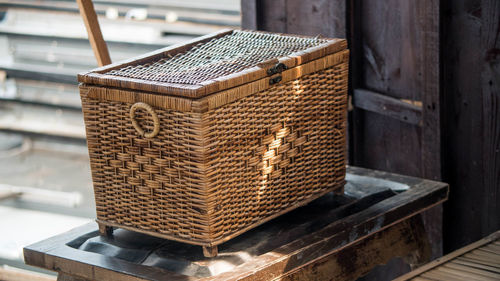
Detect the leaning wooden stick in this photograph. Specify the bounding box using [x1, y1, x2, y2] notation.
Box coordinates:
[76, 0, 112, 66]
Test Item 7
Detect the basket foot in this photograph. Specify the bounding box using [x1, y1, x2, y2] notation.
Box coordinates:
[98, 223, 113, 237]
[203, 245, 218, 258]
[334, 185, 345, 195]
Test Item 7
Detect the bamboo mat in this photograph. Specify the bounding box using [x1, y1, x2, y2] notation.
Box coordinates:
[395, 230, 500, 281]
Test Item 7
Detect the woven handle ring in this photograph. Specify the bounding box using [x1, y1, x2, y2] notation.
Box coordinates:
[130, 102, 160, 138]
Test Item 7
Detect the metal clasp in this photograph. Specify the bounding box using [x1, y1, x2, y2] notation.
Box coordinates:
[267, 63, 288, 76]
[269, 76, 282, 85]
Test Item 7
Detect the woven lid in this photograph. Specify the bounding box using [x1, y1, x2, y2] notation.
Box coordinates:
[78, 29, 347, 98]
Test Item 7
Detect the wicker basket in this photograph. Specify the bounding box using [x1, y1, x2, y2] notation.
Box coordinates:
[78, 29, 349, 257]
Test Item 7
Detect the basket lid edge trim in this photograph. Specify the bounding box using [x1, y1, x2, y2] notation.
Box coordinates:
[81, 49, 349, 113]
[78, 30, 347, 99]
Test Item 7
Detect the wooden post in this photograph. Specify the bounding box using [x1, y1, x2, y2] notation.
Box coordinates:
[76, 0, 111, 66]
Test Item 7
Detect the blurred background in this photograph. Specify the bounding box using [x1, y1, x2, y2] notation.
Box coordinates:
[0, 0, 240, 276]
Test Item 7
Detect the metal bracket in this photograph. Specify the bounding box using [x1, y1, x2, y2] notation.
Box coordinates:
[269, 76, 282, 85]
[267, 63, 288, 76]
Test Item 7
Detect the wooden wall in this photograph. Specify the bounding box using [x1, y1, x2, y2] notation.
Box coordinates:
[441, 0, 500, 252]
[350, 0, 442, 260]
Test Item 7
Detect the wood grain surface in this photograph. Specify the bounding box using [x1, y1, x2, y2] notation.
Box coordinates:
[76, 0, 111, 66]
[441, 0, 500, 252]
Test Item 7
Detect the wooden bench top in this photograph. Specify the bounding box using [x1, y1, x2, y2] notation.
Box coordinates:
[23, 166, 448, 281]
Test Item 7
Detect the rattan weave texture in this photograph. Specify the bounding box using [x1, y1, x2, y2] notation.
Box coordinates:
[105, 30, 329, 85]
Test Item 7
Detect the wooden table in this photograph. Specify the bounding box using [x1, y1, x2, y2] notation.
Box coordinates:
[395, 230, 500, 281]
[23, 166, 448, 281]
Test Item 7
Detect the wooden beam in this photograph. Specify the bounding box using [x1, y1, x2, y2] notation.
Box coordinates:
[353, 88, 422, 126]
[76, 0, 111, 66]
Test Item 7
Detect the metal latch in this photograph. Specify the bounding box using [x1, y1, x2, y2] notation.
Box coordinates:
[269, 76, 282, 85]
[267, 63, 288, 76]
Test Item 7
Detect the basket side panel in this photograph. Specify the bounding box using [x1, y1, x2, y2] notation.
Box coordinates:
[80, 89, 211, 242]
[204, 60, 349, 241]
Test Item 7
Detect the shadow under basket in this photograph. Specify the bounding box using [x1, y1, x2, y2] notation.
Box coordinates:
[78, 29, 349, 257]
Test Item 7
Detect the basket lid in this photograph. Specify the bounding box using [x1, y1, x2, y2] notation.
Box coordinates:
[78, 29, 347, 98]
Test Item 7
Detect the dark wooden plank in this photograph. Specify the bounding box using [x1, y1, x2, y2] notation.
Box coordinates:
[24, 224, 193, 281]
[354, 0, 432, 171]
[441, 0, 500, 253]
[480, 0, 500, 247]
[257, 0, 287, 33]
[354, 112, 423, 177]
[285, 0, 346, 38]
[359, 1, 416, 99]
[352, 0, 424, 177]
[352, 0, 441, 176]
[348, 0, 363, 165]
[240, 0, 258, 30]
[349, 2, 434, 265]
[418, 0, 441, 182]
[278, 216, 430, 281]
[414, 0, 443, 262]
[244, 0, 346, 36]
[354, 88, 422, 126]
[441, 0, 483, 253]
[350, 0, 443, 260]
